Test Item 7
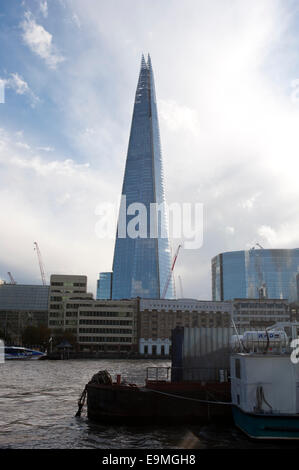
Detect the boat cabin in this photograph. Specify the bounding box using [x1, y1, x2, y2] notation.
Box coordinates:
[230, 325, 299, 415]
[231, 352, 299, 415]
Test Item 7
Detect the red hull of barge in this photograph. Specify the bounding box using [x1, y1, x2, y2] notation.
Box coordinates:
[86, 380, 232, 425]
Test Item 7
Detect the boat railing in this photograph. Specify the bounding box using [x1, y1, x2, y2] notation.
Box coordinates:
[146, 366, 172, 382]
[146, 367, 229, 383]
[231, 338, 292, 354]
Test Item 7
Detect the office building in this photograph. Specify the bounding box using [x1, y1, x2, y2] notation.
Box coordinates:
[110, 54, 174, 300]
[138, 298, 232, 356]
[48, 274, 93, 334]
[233, 298, 290, 329]
[212, 248, 299, 302]
[96, 272, 113, 300]
[289, 302, 299, 322]
[77, 298, 138, 353]
[138, 297, 293, 357]
[0, 283, 49, 344]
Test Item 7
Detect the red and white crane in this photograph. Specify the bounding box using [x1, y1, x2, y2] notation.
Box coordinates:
[161, 244, 182, 299]
[34, 241, 47, 286]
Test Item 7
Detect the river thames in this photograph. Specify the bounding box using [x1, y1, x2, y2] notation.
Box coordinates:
[0, 359, 297, 449]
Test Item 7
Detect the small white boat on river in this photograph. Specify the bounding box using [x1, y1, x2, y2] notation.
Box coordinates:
[1, 346, 46, 360]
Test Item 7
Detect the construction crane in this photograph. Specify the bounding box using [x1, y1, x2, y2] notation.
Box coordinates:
[250, 242, 264, 251]
[7, 272, 16, 284]
[178, 275, 184, 298]
[173, 273, 177, 299]
[34, 242, 46, 286]
[161, 244, 182, 299]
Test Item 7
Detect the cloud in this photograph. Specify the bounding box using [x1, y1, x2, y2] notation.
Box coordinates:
[159, 99, 200, 135]
[11, 155, 90, 177]
[238, 193, 261, 211]
[71, 13, 81, 29]
[9, 73, 30, 95]
[258, 223, 299, 248]
[0, 73, 40, 107]
[37, 146, 55, 152]
[15, 141, 31, 150]
[40, 1, 48, 18]
[225, 226, 235, 235]
[21, 11, 65, 69]
[0, 128, 116, 292]
[258, 225, 277, 246]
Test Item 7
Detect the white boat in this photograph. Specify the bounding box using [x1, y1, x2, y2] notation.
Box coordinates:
[1, 346, 46, 360]
[230, 322, 299, 440]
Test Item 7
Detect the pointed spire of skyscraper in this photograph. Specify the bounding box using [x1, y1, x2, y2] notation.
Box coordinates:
[141, 53, 147, 69]
[111, 55, 174, 300]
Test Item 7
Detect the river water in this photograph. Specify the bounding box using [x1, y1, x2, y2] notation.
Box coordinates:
[0, 359, 297, 449]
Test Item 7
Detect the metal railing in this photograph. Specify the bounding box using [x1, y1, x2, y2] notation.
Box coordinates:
[146, 367, 172, 381]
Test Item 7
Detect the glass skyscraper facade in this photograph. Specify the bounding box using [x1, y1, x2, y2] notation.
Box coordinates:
[0, 284, 49, 311]
[212, 248, 299, 302]
[111, 55, 174, 300]
[96, 272, 113, 300]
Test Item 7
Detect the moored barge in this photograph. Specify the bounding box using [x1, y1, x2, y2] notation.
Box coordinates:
[79, 367, 232, 425]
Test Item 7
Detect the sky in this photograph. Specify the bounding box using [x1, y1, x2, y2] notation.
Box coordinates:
[1, 0, 299, 299]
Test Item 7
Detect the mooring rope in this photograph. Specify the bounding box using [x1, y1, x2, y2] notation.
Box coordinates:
[75, 383, 232, 417]
[75, 387, 87, 417]
[147, 388, 232, 406]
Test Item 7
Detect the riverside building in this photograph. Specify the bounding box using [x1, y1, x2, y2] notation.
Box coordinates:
[138, 298, 293, 357]
[233, 298, 290, 329]
[77, 299, 138, 354]
[138, 298, 232, 356]
[48, 274, 93, 334]
[0, 283, 49, 344]
[49, 275, 138, 353]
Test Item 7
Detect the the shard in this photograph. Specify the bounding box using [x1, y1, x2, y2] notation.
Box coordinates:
[111, 54, 174, 300]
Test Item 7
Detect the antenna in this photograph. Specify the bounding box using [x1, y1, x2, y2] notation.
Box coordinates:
[34, 242, 46, 286]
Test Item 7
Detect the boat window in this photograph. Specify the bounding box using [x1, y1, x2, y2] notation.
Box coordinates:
[235, 359, 241, 379]
[6, 348, 20, 354]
